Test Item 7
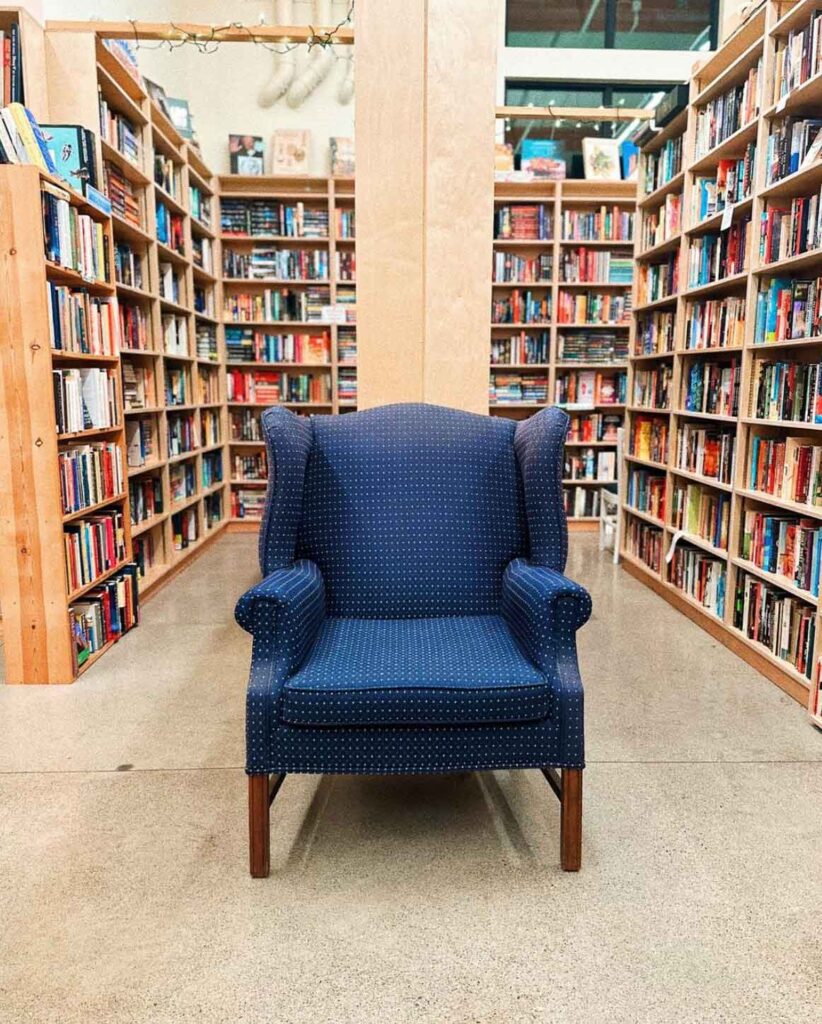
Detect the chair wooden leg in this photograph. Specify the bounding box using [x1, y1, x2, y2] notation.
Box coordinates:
[560, 768, 583, 871]
[248, 773, 270, 878]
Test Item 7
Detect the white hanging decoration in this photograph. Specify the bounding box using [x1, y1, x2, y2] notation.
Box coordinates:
[258, 0, 297, 108]
[337, 50, 354, 105]
[286, 0, 335, 108]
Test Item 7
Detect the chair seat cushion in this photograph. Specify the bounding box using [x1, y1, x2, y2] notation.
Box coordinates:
[280, 615, 550, 727]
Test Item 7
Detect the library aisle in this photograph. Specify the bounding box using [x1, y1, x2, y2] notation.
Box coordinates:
[1, 531, 820, 1024]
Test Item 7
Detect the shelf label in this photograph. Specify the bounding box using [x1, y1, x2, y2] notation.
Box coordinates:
[720, 204, 734, 231]
[776, 95, 787, 113]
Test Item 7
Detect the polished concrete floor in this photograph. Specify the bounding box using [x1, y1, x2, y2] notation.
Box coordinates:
[1, 533, 821, 1023]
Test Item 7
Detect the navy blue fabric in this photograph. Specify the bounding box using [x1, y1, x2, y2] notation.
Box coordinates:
[514, 407, 570, 572]
[296, 403, 527, 617]
[237, 560, 326, 760]
[235, 402, 590, 774]
[258, 406, 313, 575]
[281, 616, 550, 727]
[501, 558, 591, 766]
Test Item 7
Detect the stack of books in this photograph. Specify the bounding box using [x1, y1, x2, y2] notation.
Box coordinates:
[53, 367, 118, 434]
[748, 434, 822, 506]
[104, 162, 142, 227]
[558, 331, 627, 363]
[676, 424, 735, 484]
[493, 204, 551, 240]
[59, 442, 124, 514]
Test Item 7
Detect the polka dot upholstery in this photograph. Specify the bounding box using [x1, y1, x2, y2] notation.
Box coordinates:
[514, 410, 571, 572]
[258, 407, 313, 574]
[296, 404, 528, 617]
[501, 559, 592, 766]
[236, 402, 591, 774]
[280, 616, 551, 727]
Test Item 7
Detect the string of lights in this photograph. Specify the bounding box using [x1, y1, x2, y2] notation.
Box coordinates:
[127, 0, 354, 55]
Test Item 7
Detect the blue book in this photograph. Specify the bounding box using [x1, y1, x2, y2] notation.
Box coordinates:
[754, 289, 767, 344]
[85, 185, 112, 216]
[767, 279, 791, 343]
[811, 532, 821, 597]
[749, 436, 760, 488]
[619, 140, 639, 180]
[763, 518, 774, 571]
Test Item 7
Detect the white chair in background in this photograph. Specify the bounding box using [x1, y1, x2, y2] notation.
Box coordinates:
[598, 428, 623, 564]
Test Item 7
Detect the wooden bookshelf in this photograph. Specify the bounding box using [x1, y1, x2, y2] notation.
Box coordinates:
[0, 166, 137, 683]
[45, 29, 229, 596]
[490, 179, 636, 526]
[0, 6, 48, 119]
[218, 174, 357, 523]
[623, 0, 822, 724]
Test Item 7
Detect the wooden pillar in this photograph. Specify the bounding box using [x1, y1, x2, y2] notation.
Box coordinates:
[355, 0, 497, 414]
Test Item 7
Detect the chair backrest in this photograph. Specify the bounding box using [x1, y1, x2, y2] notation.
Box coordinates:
[302, 403, 528, 617]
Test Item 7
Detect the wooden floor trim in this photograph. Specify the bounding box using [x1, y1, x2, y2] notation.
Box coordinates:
[621, 558, 809, 706]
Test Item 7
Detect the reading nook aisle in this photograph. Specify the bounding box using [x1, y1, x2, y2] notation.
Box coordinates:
[0, 1, 821, 1021]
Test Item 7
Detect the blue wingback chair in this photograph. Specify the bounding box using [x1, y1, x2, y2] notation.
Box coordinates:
[235, 402, 592, 875]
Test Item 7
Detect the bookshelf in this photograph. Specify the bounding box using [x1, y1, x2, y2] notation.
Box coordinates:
[218, 173, 357, 524]
[0, 165, 137, 683]
[45, 30, 228, 597]
[490, 179, 635, 526]
[0, 6, 48, 118]
[623, 0, 822, 725]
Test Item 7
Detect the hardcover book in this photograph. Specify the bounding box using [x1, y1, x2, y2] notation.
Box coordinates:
[582, 138, 620, 181]
[164, 96, 194, 140]
[521, 138, 566, 180]
[271, 130, 310, 175]
[329, 136, 354, 176]
[42, 124, 96, 194]
[229, 135, 264, 175]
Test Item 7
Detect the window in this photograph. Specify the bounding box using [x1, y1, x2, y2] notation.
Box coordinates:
[506, 0, 718, 51]
[503, 82, 674, 177]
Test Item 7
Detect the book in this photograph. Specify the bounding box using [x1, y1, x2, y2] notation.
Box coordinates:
[0, 104, 57, 174]
[164, 96, 194, 139]
[229, 134, 264, 175]
[620, 140, 639, 181]
[671, 547, 726, 618]
[494, 142, 514, 172]
[0, 22, 24, 105]
[329, 136, 354, 176]
[694, 57, 762, 159]
[521, 139, 566, 180]
[144, 78, 171, 119]
[582, 138, 621, 181]
[271, 129, 310, 175]
[42, 124, 97, 194]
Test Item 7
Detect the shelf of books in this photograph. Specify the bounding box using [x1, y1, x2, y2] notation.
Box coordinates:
[0, 6, 48, 119]
[490, 178, 635, 526]
[0, 165, 138, 683]
[40, 26, 229, 595]
[86, 42, 227, 594]
[624, 0, 822, 723]
[218, 173, 357, 525]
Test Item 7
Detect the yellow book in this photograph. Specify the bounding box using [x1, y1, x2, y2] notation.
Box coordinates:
[8, 103, 48, 171]
[95, 222, 106, 282]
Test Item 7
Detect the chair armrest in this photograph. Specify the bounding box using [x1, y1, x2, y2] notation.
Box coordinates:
[235, 559, 325, 677]
[502, 558, 591, 766]
[502, 558, 592, 664]
[237, 560, 325, 774]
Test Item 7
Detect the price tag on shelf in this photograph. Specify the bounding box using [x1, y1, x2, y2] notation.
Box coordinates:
[720, 203, 734, 232]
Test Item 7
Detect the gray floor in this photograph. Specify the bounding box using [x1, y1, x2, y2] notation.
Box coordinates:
[1, 534, 821, 1024]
